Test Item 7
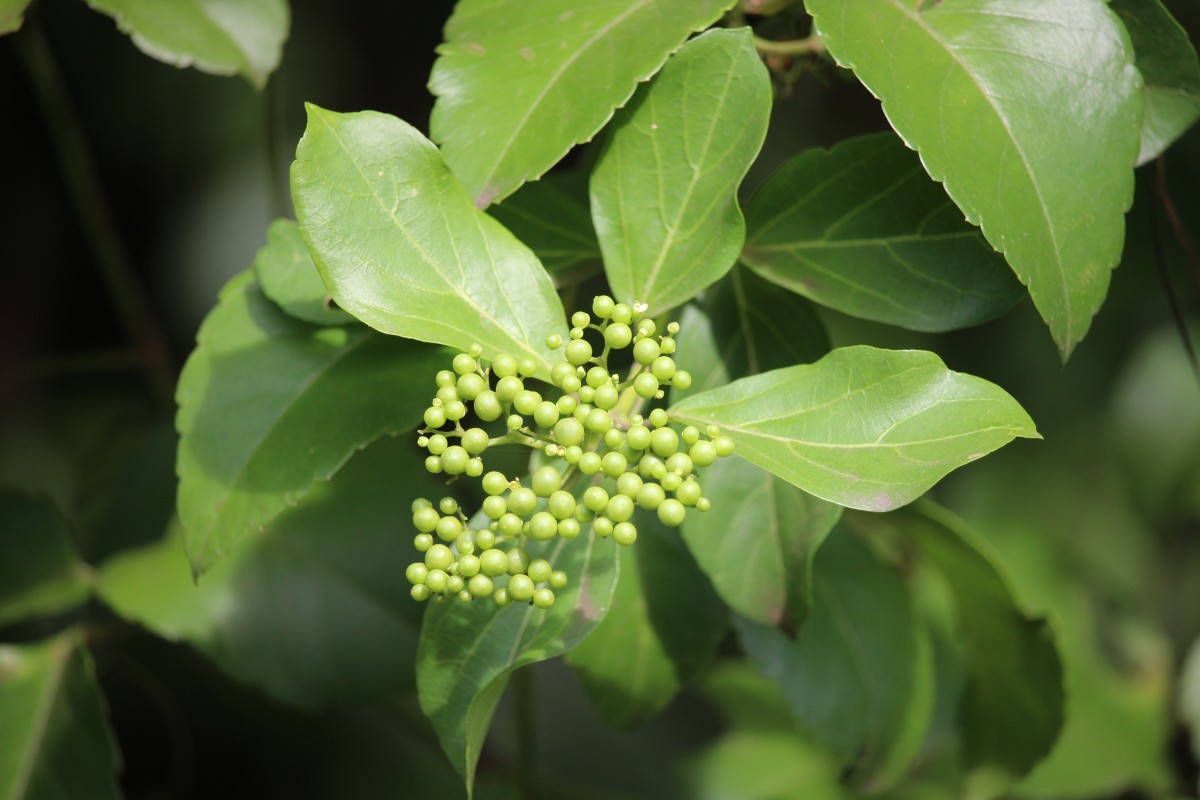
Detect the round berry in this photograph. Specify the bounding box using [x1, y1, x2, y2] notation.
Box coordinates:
[533, 587, 556, 609]
[682, 426, 701, 446]
[494, 588, 511, 607]
[473, 391, 503, 421]
[425, 569, 448, 593]
[498, 513, 523, 536]
[413, 533, 434, 552]
[690, 440, 717, 467]
[437, 387, 459, 405]
[551, 361, 576, 387]
[534, 401, 560, 428]
[411, 585, 431, 601]
[466, 457, 484, 477]
[636, 482, 666, 510]
[672, 371, 692, 390]
[648, 409, 670, 428]
[496, 376, 524, 403]
[468, 574, 494, 598]
[593, 384, 618, 410]
[413, 506, 440, 533]
[475, 530, 496, 550]
[406, 562, 428, 585]
[458, 554, 481, 577]
[509, 574, 536, 602]
[626, 425, 651, 450]
[578, 385, 596, 404]
[602, 451, 628, 478]
[483, 471, 509, 496]
[585, 366, 609, 389]
[546, 333, 564, 350]
[584, 486, 610, 513]
[549, 570, 569, 589]
[637, 454, 665, 480]
[606, 494, 634, 522]
[565, 339, 593, 366]
[603, 428, 624, 449]
[651, 356, 676, 381]
[558, 518, 581, 539]
[696, 497, 711, 512]
[548, 490, 576, 520]
[444, 399, 468, 421]
[508, 487, 538, 516]
[436, 515, 463, 542]
[561, 374, 582, 393]
[532, 466, 562, 497]
[457, 372, 486, 401]
[507, 547, 531, 575]
[480, 549, 509, 577]
[425, 455, 443, 474]
[425, 544, 454, 571]
[633, 338, 660, 366]
[553, 418, 585, 447]
[616, 471, 643, 498]
[714, 436, 735, 458]
[611, 303, 633, 324]
[660, 337, 676, 354]
[593, 517, 614, 537]
[634, 372, 660, 399]
[507, 414, 525, 430]
[462, 427, 490, 455]
[441, 446, 470, 474]
[456, 531, 476, 554]
[564, 445, 583, 464]
[676, 479, 702, 507]
[436, 370, 456, 388]
[452, 353, 477, 376]
[439, 497, 458, 515]
[423, 406, 446, 428]
[557, 395, 578, 415]
[447, 575, 465, 594]
[613, 522, 637, 546]
[482, 495, 507, 520]
[527, 559, 552, 583]
[578, 452, 602, 475]
[604, 322, 632, 350]
[492, 353, 518, 378]
[650, 427, 679, 458]
[662, 472, 683, 492]
[592, 295, 615, 318]
[517, 358, 537, 377]
[513, 390, 541, 416]
[657, 498, 686, 527]
[586, 408, 613, 434]
[528, 511, 558, 540]
[666, 452, 694, 477]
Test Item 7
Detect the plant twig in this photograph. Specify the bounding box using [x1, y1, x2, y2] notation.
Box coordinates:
[753, 34, 825, 57]
[13, 20, 175, 406]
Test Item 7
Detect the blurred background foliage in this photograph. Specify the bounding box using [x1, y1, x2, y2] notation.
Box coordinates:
[2, 1, 1200, 797]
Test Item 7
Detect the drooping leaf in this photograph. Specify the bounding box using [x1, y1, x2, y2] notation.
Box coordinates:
[670, 345, 1040, 512]
[417, 529, 618, 796]
[84, 0, 288, 89]
[1111, 0, 1200, 164]
[849, 503, 1064, 784]
[566, 512, 727, 729]
[0, 631, 121, 800]
[176, 272, 444, 575]
[591, 28, 771, 316]
[291, 105, 566, 378]
[741, 133, 1022, 332]
[736, 528, 934, 789]
[486, 172, 602, 287]
[806, 0, 1142, 357]
[0, 0, 32, 35]
[254, 218, 354, 326]
[99, 437, 440, 709]
[689, 731, 848, 800]
[0, 489, 92, 627]
[429, 0, 737, 206]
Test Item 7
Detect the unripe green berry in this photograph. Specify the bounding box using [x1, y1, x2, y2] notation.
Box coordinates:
[650, 427, 680, 458]
[666, 452, 694, 476]
[414, 533, 434, 552]
[455, 375, 484, 403]
[482, 495, 507, 520]
[424, 406, 447, 428]
[637, 454, 665, 480]
[411, 585, 431, 602]
[633, 338, 660, 365]
[480, 549, 509, 577]
[561, 375, 582, 393]
[483, 471, 509, 496]
[468, 574, 494, 598]
[513, 390, 541, 416]
[425, 569, 448, 593]
[507, 414, 524, 430]
[613, 522, 637, 546]
[565, 338, 593, 366]
[662, 472, 683, 492]
[651, 356, 676, 381]
[553, 417, 585, 447]
[690, 440, 717, 467]
[452, 353, 477, 376]
[660, 337, 677, 354]
[636, 482, 666, 510]
[551, 361, 576, 387]
[584, 486, 610, 513]
[508, 487, 538, 515]
[616, 471, 643, 498]
[439, 497, 458, 515]
[586, 366, 609, 388]
[436, 370, 456, 388]
[496, 375, 524, 402]
[475, 530, 496, 550]
[494, 588, 511, 606]
[436, 515, 463, 542]
[549, 570, 568, 589]
[593, 517, 614, 537]
[558, 518, 581, 539]
[611, 303, 633, 324]
[649, 409, 670, 428]
[626, 425, 651, 450]
[533, 587, 556, 609]
[412, 497, 433, 512]
[548, 490, 576, 520]
[406, 562, 429, 585]
[604, 322, 632, 349]
[413, 506, 440, 532]
[528, 511, 558, 540]
[441, 445, 470, 474]
[527, 559, 552, 583]
[473, 391, 502, 421]
[603, 428, 624, 449]
[532, 466, 562, 497]
[456, 531, 477, 554]
[579, 452, 602, 475]
[592, 295, 615, 318]
[507, 547, 531, 575]
[458, 554, 481, 577]
[671, 371, 692, 390]
[657, 498, 686, 527]
[492, 353, 518, 378]
[462, 428, 490, 455]
[593, 384, 618, 410]
[696, 497, 711, 512]
[498, 512, 523, 536]
[578, 385, 595, 404]
[444, 399, 467, 421]
[682, 426, 701, 446]
[509, 574, 536, 602]
[571, 311, 591, 328]
[517, 358, 537, 377]
[534, 401, 560, 428]
[676, 479, 702, 507]
[634, 372, 659, 399]
[556, 395, 578, 415]
[586, 408, 612, 434]
[447, 575, 465, 594]
[570, 326, 584, 339]
[546, 333, 564, 350]
[564, 445, 583, 464]
[425, 455, 443, 474]
[714, 436, 735, 458]
[426, 544, 454, 571]
[606, 494, 635, 522]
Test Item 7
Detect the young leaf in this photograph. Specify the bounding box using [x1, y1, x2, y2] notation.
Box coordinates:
[566, 512, 727, 729]
[672, 268, 840, 625]
[1110, 0, 1200, 165]
[99, 438, 440, 709]
[429, 0, 737, 207]
[84, 0, 288, 89]
[0, 631, 122, 800]
[806, 0, 1142, 357]
[741, 133, 1022, 332]
[669, 345, 1040, 512]
[736, 528, 934, 788]
[0, 489, 92, 627]
[849, 503, 1065, 783]
[689, 731, 847, 800]
[591, 28, 771, 316]
[176, 272, 444, 575]
[0, 0, 32, 35]
[254, 218, 354, 326]
[417, 533, 618, 796]
[291, 105, 567, 378]
[486, 172, 602, 288]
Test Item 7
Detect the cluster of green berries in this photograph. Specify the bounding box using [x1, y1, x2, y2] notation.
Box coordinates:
[405, 295, 735, 607]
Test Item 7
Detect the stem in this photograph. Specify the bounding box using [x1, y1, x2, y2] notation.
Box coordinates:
[13, 21, 174, 406]
[261, 73, 288, 219]
[753, 34, 826, 57]
[513, 665, 537, 800]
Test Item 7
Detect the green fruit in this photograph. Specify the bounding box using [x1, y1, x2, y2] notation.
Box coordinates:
[547, 490, 576, 520]
[452, 353, 477, 375]
[443, 399, 468, 421]
[613, 522, 637, 546]
[411, 585, 431, 602]
[606, 494, 635, 523]
[425, 544, 454, 571]
[424, 455, 443, 474]
[496, 375, 524, 402]
[527, 559, 552, 583]
[626, 425, 651, 450]
[586, 408, 613, 434]
[592, 295, 615, 318]
[468, 574, 494, 598]
[439, 496, 458, 515]
[480, 549, 509, 577]
[405, 563, 428, 585]
[436, 515, 463, 542]
[473, 391, 503, 421]
[593, 384, 618, 410]
[714, 436, 735, 458]
[498, 512, 524, 536]
[633, 338, 660, 365]
[636, 482, 666, 510]
[492, 353, 518, 378]
[458, 554, 481, 577]
[457, 372, 486, 400]
[666, 452, 694, 477]
[616, 471, 643, 498]
[557, 518, 581, 539]
[462, 427, 490, 455]
[494, 588, 512, 607]
[413, 533, 434, 552]
[565, 338, 593, 366]
[508, 487, 538, 515]
[532, 466, 562, 497]
[586, 366, 610, 388]
[482, 471, 509, 496]
[532, 587, 556, 609]
[601, 451, 628, 478]
[441, 445, 470, 474]
[648, 408, 670, 428]
[425, 569, 448, 593]
[534, 401, 560, 428]
[650, 427, 679, 458]
[436, 370, 456, 388]
[482, 495, 507, 520]
[549, 571, 569, 589]
[426, 434, 448, 454]
[657, 498, 686, 527]
[513, 390, 542, 415]
[583, 486, 610, 512]
[553, 417, 585, 447]
[634, 372, 660, 399]
[507, 547, 531, 575]
[593, 517, 614, 537]
[578, 452, 603, 475]
[509, 574, 536, 602]
[423, 406, 447, 428]
[671, 370, 692, 390]
[676, 480, 702, 507]
[690, 440, 717, 467]
[611, 303, 633, 324]
[528, 511, 558, 540]
[413, 507, 440, 532]
[604, 322, 632, 349]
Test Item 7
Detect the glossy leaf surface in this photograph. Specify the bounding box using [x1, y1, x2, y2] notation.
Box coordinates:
[100, 438, 440, 709]
[84, 0, 287, 88]
[736, 529, 933, 787]
[0, 632, 121, 800]
[566, 513, 727, 729]
[591, 28, 771, 315]
[741, 133, 1022, 332]
[291, 106, 566, 378]
[417, 530, 618, 795]
[176, 273, 443, 574]
[486, 172, 601, 287]
[807, 0, 1142, 357]
[429, 0, 736, 206]
[0, 490, 91, 627]
[670, 346, 1039, 512]
[254, 218, 354, 326]
[1111, 0, 1200, 164]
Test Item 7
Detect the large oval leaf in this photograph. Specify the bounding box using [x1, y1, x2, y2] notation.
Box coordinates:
[1111, 0, 1200, 165]
[291, 105, 567, 378]
[806, 0, 1142, 357]
[741, 133, 1022, 332]
[100, 438, 440, 709]
[669, 346, 1039, 512]
[254, 218, 354, 326]
[591, 28, 771, 316]
[429, 0, 736, 206]
[736, 528, 934, 789]
[0, 490, 92, 627]
[0, 631, 121, 800]
[486, 172, 601, 287]
[176, 272, 444, 575]
[417, 532, 618, 796]
[84, 0, 288, 89]
[566, 512, 727, 729]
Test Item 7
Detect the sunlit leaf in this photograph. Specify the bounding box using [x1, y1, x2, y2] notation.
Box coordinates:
[741, 133, 1022, 332]
[429, 0, 736, 206]
[0, 0, 32, 35]
[291, 105, 566, 378]
[807, 0, 1142, 357]
[591, 28, 771, 316]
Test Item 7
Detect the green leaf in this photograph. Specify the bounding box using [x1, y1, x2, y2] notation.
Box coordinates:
[1111, 0, 1200, 164]
[850, 503, 1064, 784]
[741, 133, 1022, 332]
[99, 437, 441, 709]
[736, 528, 934, 788]
[591, 28, 771, 316]
[671, 266, 839, 625]
[176, 272, 444, 575]
[689, 731, 848, 800]
[0, 0, 32, 35]
[1181, 637, 1200, 772]
[84, 0, 288, 89]
[670, 346, 1040, 512]
[417, 532, 618, 795]
[806, 0, 1142, 357]
[566, 512, 727, 729]
[0, 631, 121, 800]
[0, 490, 92, 627]
[291, 105, 567, 378]
[254, 218, 354, 326]
[486, 172, 602, 288]
[428, 0, 737, 206]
